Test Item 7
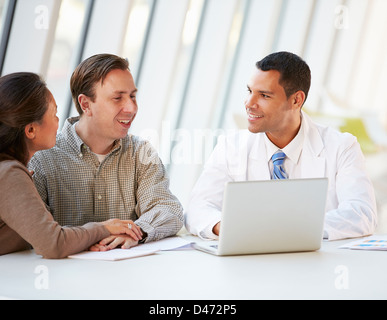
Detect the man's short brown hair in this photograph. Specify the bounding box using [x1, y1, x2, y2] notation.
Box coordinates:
[70, 54, 130, 115]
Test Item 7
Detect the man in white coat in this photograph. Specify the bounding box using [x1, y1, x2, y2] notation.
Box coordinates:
[185, 51, 377, 241]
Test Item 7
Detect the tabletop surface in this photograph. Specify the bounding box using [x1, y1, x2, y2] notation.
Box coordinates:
[0, 235, 386, 300]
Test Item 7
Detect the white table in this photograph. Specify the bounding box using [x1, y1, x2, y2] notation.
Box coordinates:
[0, 235, 386, 300]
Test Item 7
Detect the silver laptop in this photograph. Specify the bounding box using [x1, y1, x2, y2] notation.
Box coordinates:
[193, 178, 328, 256]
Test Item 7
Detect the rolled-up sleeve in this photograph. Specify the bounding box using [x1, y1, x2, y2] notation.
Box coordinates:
[134, 141, 184, 242]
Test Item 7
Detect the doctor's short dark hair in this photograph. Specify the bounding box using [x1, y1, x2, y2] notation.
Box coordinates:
[256, 51, 311, 103]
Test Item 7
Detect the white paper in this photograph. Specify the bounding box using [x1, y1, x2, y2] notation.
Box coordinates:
[68, 237, 193, 261]
[135, 236, 193, 251]
[340, 235, 387, 251]
[68, 248, 158, 261]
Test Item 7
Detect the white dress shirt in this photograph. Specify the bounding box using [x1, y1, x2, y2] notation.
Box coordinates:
[264, 116, 305, 180]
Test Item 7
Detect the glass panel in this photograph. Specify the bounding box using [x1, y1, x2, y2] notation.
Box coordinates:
[212, 0, 250, 130]
[325, 0, 369, 113]
[347, 0, 387, 113]
[273, 0, 315, 55]
[121, 0, 152, 79]
[163, 0, 205, 132]
[127, 0, 191, 161]
[220, 0, 282, 131]
[167, 0, 241, 205]
[0, 0, 9, 38]
[45, 0, 88, 127]
[303, 0, 341, 113]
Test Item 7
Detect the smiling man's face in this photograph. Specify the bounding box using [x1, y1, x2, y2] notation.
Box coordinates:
[245, 68, 303, 148]
[88, 68, 138, 142]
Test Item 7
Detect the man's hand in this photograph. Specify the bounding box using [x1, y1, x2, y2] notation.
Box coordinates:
[101, 219, 143, 241]
[89, 235, 139, 251]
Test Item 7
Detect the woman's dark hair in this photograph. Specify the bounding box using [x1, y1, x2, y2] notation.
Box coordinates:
[256, 51, 311, 104]
[0, 72, 50, 165]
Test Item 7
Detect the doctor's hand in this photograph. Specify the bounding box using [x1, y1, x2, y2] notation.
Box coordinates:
[213, 222, 221, 236]
[89, 235, 139, 251]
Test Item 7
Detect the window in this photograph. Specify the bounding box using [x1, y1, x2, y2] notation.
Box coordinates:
[1, 0, 386, 208]
[45, 0, 89, 126]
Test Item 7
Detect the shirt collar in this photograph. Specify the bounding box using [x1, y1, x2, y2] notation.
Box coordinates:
[61, 117, 122, 154]
[264, 114, 305, 165]
[61, 117, 84, 154]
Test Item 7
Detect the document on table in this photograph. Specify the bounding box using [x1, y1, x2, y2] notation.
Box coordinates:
[340, 236, 387, 251]
[68, 236, 193, 261]
[139, 236, 193, 251]
[68, 248, 158, 261]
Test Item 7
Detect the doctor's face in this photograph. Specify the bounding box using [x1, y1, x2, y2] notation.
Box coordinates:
[245, 69, 298, 141]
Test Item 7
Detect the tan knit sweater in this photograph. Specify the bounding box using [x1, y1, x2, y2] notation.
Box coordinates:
[0, 154, 110, 258]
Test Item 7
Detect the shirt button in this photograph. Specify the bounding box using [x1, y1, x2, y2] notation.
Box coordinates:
[97, 195, 102, 200]
[79, 153, 83, 159]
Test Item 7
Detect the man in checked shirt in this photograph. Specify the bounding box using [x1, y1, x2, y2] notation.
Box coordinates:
[29, 54, 184, 250]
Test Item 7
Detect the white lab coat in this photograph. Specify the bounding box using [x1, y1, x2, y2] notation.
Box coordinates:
[185, 111, 377, 241]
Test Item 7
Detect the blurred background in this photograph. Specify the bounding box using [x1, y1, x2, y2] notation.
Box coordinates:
[0, 0, 386, 231]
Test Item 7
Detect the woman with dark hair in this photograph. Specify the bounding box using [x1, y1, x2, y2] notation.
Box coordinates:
[0, 72, 136, 258]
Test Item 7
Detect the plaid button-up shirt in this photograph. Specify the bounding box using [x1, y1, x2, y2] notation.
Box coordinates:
[29, 117, 184, 243]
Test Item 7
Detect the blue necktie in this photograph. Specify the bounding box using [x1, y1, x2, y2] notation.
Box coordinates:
[272, 151, 288, 180]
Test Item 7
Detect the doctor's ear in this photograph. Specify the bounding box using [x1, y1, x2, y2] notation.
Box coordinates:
[292, 91, 306, 109]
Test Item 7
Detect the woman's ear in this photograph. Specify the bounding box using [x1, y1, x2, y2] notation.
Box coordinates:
[24, 123, 36, 140]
